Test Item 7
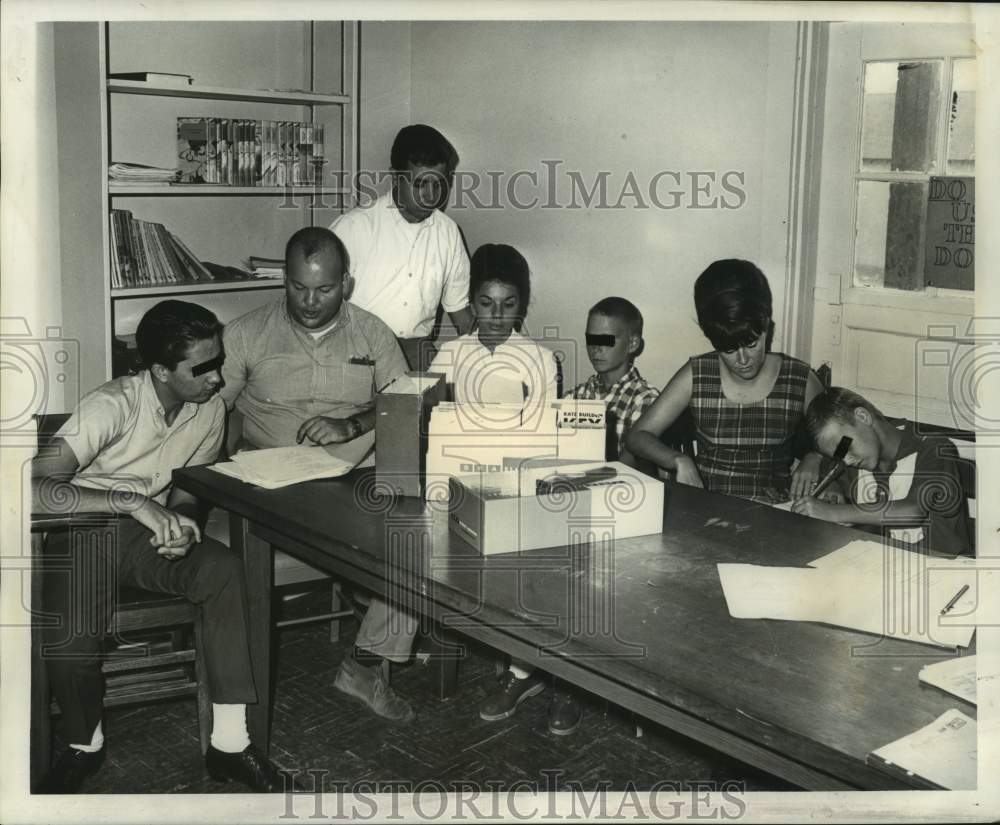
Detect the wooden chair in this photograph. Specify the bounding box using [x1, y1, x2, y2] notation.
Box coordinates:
[30, 415, 211, 789]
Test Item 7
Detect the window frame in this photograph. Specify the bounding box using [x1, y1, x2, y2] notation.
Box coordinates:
[848, 53, 976, 303]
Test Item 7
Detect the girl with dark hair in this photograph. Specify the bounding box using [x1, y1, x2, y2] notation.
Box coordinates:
[429, 243, 557, 407]
[627, 259, 824, 502]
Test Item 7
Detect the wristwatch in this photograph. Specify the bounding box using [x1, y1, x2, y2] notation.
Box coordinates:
[346, 416, 363, 440]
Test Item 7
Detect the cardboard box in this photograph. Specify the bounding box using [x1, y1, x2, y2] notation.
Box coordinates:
[448, 460, 665, 555]
[375, 372, 446, 497]
[425, 398, 608, 501]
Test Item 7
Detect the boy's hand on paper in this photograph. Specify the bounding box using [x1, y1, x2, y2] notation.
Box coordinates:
[297, 415, 355, 445]
[674, 456, 704, 488]
[791, 495, 837, 521]
[790, 453, 822, 498]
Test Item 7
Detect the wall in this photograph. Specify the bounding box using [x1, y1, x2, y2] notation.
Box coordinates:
[409, 21, 805, 389]
[1, 21, 72, 418]
[358, 21, 411, 179]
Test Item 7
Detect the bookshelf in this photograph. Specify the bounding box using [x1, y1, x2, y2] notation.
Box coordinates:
[54, 21, 359, 387]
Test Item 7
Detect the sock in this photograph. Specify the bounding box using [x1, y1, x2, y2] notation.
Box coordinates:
[352, 646, 384, 668]
[508, 662, 533, 680]
[210, 704, 251, 754]
[70, 720, 104, 753]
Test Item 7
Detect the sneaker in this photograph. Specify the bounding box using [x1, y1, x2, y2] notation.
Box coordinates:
[478, 670, 546, 722]
[547, 689, 583, 736]
[36, 745, 106, 793]
[333, 656, 415, 723]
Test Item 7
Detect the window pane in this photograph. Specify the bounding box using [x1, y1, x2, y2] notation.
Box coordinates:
[948, 59, 976, 174]
[860, 61, 941, 173]
[854, 180, 927, 289]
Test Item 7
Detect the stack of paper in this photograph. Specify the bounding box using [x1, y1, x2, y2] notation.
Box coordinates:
[717, 540, 977, 648]
[242, 256, 285, 279]
[109, 162, 181, 184]
[211, 431, 374, 489]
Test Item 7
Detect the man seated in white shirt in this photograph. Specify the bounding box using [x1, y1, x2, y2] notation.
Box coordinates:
[32, 301, 300, 793]
[331, 124, 474, 371]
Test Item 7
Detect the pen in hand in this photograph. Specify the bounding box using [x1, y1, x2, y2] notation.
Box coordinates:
[810, 436, 853, 499]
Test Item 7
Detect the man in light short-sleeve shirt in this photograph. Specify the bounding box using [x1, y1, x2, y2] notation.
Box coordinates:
[220, 227, 418, 725]
[331, 124, 474, 372]
[32, 300, 296, 794]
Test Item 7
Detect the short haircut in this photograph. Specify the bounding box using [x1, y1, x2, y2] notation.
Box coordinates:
[694, 259, 774, 352]
[805, 386, 884, 439]
[469, 244, 531, 314]
[589, 296, 644, 338]
[136, 300, 223, 371]
[285, 226, 350, 271]
[391, 124, 459, 174]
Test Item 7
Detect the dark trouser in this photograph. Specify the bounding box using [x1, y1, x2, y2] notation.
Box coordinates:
[396, 336, 438, 373]
[41, 517, 257, 745]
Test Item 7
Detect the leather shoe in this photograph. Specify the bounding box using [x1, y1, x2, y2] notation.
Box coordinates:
[478, 670, 546, 721]
[205, 744, 304, 792]
[36, 746, 106, 793]
[547, 689, 583, 736]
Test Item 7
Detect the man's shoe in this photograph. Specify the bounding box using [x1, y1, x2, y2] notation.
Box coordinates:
[478, 671, 546, 722]
[36, 746, 106, 793]
[547, 690, 583, 736]
[333, 656, 415, 723]
[205, 744, 303, 792]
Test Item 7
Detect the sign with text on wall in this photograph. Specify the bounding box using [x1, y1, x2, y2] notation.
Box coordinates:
[924, 176, 974, 291]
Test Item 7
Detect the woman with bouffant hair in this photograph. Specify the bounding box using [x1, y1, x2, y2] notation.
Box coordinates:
[628, 259, 824, 502]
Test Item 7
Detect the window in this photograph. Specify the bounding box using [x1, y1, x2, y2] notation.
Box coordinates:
[853, 57, 975, 292]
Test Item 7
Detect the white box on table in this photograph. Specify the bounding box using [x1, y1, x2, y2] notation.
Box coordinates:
[425, 398, 608, 501]
[448, 459, 665, 555]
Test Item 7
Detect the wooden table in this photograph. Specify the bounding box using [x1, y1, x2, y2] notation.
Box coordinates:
[173, 466, 974, 790]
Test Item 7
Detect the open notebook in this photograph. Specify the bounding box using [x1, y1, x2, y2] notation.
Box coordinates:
[211, 430, 375, 489]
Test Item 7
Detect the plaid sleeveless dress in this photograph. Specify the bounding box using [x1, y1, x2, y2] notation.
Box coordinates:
[689, 352, 811, 502]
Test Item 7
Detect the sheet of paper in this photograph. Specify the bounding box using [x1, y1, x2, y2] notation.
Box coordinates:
[327, 428, 376, 467]
[805, 540, 977, 647]
[224, 430, 375, 489]
[717, 564, 826, 622]
[869, 708, 976, 790]
[232, 446, 354, 487]
[208, 461, 245, 481]
[920, 656, 977, 705]
[717, 546, 975, 648]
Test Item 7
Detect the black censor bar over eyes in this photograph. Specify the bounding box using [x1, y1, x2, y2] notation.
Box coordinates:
[191, 355, 225, 377]
[586, 334, 616, 347]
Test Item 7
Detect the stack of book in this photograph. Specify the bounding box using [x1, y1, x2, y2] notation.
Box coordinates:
[109, 209, 214, 289]
[177, 117, 326, 186]
[243, 256, 285, 279]
[109, 161, 181, 185]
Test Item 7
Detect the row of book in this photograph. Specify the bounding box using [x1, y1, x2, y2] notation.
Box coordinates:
[177, 117, 326, 187]
[110, 209, 214, 289]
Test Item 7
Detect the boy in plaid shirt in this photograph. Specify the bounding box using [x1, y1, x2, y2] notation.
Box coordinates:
[570, 297, 659, 465]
